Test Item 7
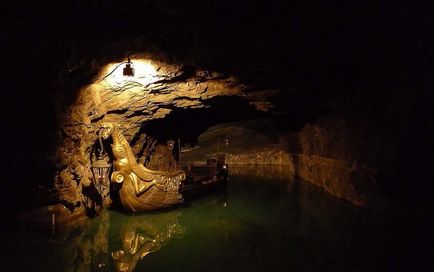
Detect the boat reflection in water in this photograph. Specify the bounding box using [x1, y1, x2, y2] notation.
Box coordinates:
[111, 212, 184, 272]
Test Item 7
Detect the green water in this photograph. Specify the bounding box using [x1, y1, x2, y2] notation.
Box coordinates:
[0, 167, 410, 271]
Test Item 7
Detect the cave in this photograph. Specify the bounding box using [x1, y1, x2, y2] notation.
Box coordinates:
[1, 1, 432, 271]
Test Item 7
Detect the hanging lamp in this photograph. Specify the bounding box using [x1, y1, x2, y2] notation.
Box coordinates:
[91, 129, 112, 197]
[123, 56, 135, 76]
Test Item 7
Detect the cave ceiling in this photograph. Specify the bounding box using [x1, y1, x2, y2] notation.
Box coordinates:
[2, 0, 430, 165]
[0, 0, 432, 213]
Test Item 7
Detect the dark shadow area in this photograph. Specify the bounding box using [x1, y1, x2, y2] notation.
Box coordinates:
[142, 96, 270, 144]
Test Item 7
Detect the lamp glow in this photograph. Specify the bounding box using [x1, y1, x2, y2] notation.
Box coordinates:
[102, 58, 159, 86]
[123, 57, 134, 76]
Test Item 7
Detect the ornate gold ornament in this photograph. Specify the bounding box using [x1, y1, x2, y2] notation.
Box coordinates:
[91, 128, 112, 207]
[99, 123, 186, 212]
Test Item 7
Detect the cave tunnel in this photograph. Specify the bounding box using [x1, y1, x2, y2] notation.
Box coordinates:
[1, 1, 433, 271]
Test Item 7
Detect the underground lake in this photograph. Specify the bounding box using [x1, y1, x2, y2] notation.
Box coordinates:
[2, 2, 433, 271]
[0, 166, 419, 272]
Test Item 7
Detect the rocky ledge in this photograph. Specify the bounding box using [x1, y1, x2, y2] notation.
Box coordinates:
[53, 55, 271, 210]
[181, 118, 383, 208]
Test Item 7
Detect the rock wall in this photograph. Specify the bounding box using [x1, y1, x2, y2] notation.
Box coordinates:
[229, 165, 295, 181]
[288, 117, 380, 207]
[293, 154, 376, 207]
[53, 55, 263, 210]
[180, 119, 288, 164]
[181, 118, 382, 207]
[226, 149, 293, 166]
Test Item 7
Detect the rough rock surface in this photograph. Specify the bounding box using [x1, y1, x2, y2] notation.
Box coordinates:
[180, 118, 381, 207]
[288, 117, 380, 207]
[229, 165, 295, 181]
[293, 154, 376, 207]
[54, 56, 266, 209]
[226, 150, 293, 166]
[180, 119, 290, 165]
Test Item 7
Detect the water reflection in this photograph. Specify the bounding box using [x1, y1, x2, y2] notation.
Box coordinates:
[56, 210, 111, 272]
[5, 166, 406, 272]
[229, 164, 295, 180]
[111, 212, 183, 272]
[46, 210, 182, 272]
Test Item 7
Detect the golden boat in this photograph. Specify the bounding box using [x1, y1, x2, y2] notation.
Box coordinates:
[99, 123, 228, 212]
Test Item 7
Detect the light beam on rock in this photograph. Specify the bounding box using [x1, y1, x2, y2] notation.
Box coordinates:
[101, 58, 159, 86]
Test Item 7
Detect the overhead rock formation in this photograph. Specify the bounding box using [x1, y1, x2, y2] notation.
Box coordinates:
[2, 0, 431, 217]
[54, 55, 269, 209]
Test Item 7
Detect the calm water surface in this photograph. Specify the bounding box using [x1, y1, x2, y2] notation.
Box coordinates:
[1, 166, 410, 271]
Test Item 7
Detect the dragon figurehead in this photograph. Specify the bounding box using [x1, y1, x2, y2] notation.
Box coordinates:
[99, 122, 116, 140]
[95, 121, 186, 211]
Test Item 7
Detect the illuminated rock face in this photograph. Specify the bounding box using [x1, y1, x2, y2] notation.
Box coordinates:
[180, 119, 292, 165]
[54, 56, 263, 209]
[289, 117, 380, 207]
[180, 118, 380, 207]
[225, 150, 293, 166]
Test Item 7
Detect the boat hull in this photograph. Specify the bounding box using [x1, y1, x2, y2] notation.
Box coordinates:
[118, 182, 183, 212]
[181, 177, 227, 201]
